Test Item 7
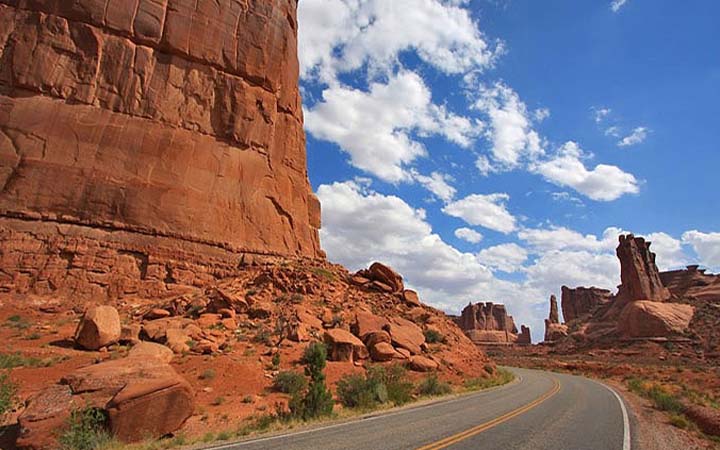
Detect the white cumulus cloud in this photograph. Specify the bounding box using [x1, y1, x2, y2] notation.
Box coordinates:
[305, 72, 478, 183]
[533, 141, 640, 201]
[682, 231, 720, 271]
[611, 0, 629, 13]
[454, 227, 484, 244]
[477, 243, 528, 273]
[442, 193, 517, 233]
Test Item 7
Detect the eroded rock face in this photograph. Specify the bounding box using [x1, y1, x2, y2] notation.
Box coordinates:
[544, 294, 568, 342]
[0, 0, 322, 299]
[454, 302, 529, 344]
[616, 235, 671, 303]
[618, 300, 694, 338]
[561, 286, 612, 322]
[17, 356, 193, 448]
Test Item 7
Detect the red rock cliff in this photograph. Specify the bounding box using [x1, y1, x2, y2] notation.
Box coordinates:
[0, 0, 322, 297]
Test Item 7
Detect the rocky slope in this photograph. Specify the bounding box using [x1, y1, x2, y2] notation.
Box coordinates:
[0, 0, 323, 301]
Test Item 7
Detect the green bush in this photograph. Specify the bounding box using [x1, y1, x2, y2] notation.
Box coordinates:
[626, 378, 684, 414]
[272, 371, 307, 394]
[0, 372, 17, 421]
[58, 408, 112, 450]
[271, 353, 281, 370]
[336, 373, 387, 410]
[423, 329, 445, 344]
[417, 374, 452, 397]
[369, 365, 414, 406]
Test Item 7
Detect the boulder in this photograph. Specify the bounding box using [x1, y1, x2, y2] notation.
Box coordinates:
[120, 324, 141, 345]
[403, 290, 421, 307]
[144, 309, 171, 320]
[408, 355, 439, 372]
[128, 342, 174, 364]
[395, 347, 412, 359]
[618, 301, 694, 338]
[359, 263, 404, 292]
[364, 330, 392, 348]
[165, 328, 191, 354]
[684, 404, 720, 437]
[19, 357, 193, 448]
[323, 329, 369, 362]
[370, 342, 401, 362]
[386, 317, 425, 355]
[74, 306, 122, 350]
[249, 303, 274, 319]
[353, 311, 389, 341]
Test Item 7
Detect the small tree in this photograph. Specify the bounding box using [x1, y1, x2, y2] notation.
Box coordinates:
[297, 342, 333, 420]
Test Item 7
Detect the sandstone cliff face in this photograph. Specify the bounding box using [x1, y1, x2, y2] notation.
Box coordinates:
[561, 286, 612, 322]
[544, 294, 567, 342]
[455, 302, 530, 344]
[0, 0, 322, 298]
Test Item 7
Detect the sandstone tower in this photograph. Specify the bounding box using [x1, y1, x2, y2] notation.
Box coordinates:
[0, 0, 322, 298]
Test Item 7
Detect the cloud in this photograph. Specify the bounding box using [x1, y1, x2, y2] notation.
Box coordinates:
[682, 231, 720, 271]
[550, 192, 585, 207]
[533, 108, 551, 122]
[477, 243, 528, 273]
[518, 226, 623, 252]
[412, 171, 457, 202]
[442, 193, 517, 233]
[618, 127, 650, 147]
[454, 227, 484, 244]
[298, 0, 501, 82]
[645, 232, 688, 271]
[533, 141, 640, 201]
[524, 250, 620, 295]
[605, 126, 621, 138]
[305, 71, 478, 183]
[593, 107, 612, 123]
[611, 0, 629, 13]
[472, 82, 544, 170]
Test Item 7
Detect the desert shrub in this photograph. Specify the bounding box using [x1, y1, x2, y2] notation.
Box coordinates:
[199, 369, 216, 381]
[212, 396, 225, 406]
[254, 327, 273, 346]
[271, 353, 281, 370]
[336, 373, 386, 410]
[58, 407, 112, 450]
[464, 368, 514, 391]
[417, 374, 452, 397]
[0, 372, 17, 422]
[626, 378, 684, 414]
[290, 293, 304, 304]
[297, 342, 334, 420]
[272, 371, 307, 394]
[370, 365, 414, 406]
[0, 353, 42, 369]
[309, 267, 336, 282]
[669, 414, 690, 429]
[423, 329, 445, 344]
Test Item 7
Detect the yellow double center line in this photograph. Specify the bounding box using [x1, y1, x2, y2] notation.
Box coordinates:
[417, 379, 561, 450]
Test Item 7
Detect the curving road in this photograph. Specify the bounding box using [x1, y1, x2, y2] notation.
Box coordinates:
[211, 367, 631, 450]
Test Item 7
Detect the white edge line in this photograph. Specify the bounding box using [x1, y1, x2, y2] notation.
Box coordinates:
[207, 374, 524, 450]
[599, 382, 632, 450]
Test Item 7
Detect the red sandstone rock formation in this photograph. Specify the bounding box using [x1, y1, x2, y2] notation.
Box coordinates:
[0, 0, 322, 300]
[517, 325, 532, 345]
[561, 286, 612, 323]
[544, 294, 568, 342]
[455, 302, 531, 344]
[616, 234, 671, 304]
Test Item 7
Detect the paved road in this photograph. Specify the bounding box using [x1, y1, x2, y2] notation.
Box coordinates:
[212, 367, 631, 450]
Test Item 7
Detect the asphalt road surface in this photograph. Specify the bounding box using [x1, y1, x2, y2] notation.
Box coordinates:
[212, 367, 631, 450]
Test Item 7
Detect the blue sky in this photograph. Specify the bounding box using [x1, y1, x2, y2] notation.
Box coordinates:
[297, 0, 720, 341]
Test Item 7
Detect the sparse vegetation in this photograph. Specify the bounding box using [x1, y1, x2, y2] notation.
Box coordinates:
[309, 267, 336, 282]
[271, 352, 281, 370]
[199, 369, 216, 381]
[290, 293, 304, 304]
[58, 407, 113, 450]
[4, 315, 30, 331]
[212, 396, 226, 406]
[627, 378, 684, 413]
[669, 413, 691, 429]
[0, 371, 17, 423]
[296, 342, 334, 420]
[272, 371, 307, 394]
[423, 329, 445, 344]
[337, 364, 414, 410]
[464, 368, 515, 391]
[0, 352, 64, 369]
[417, 374, 452, 397]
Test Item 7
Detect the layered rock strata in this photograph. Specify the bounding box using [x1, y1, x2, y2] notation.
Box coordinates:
[0, 0, 322, 299]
